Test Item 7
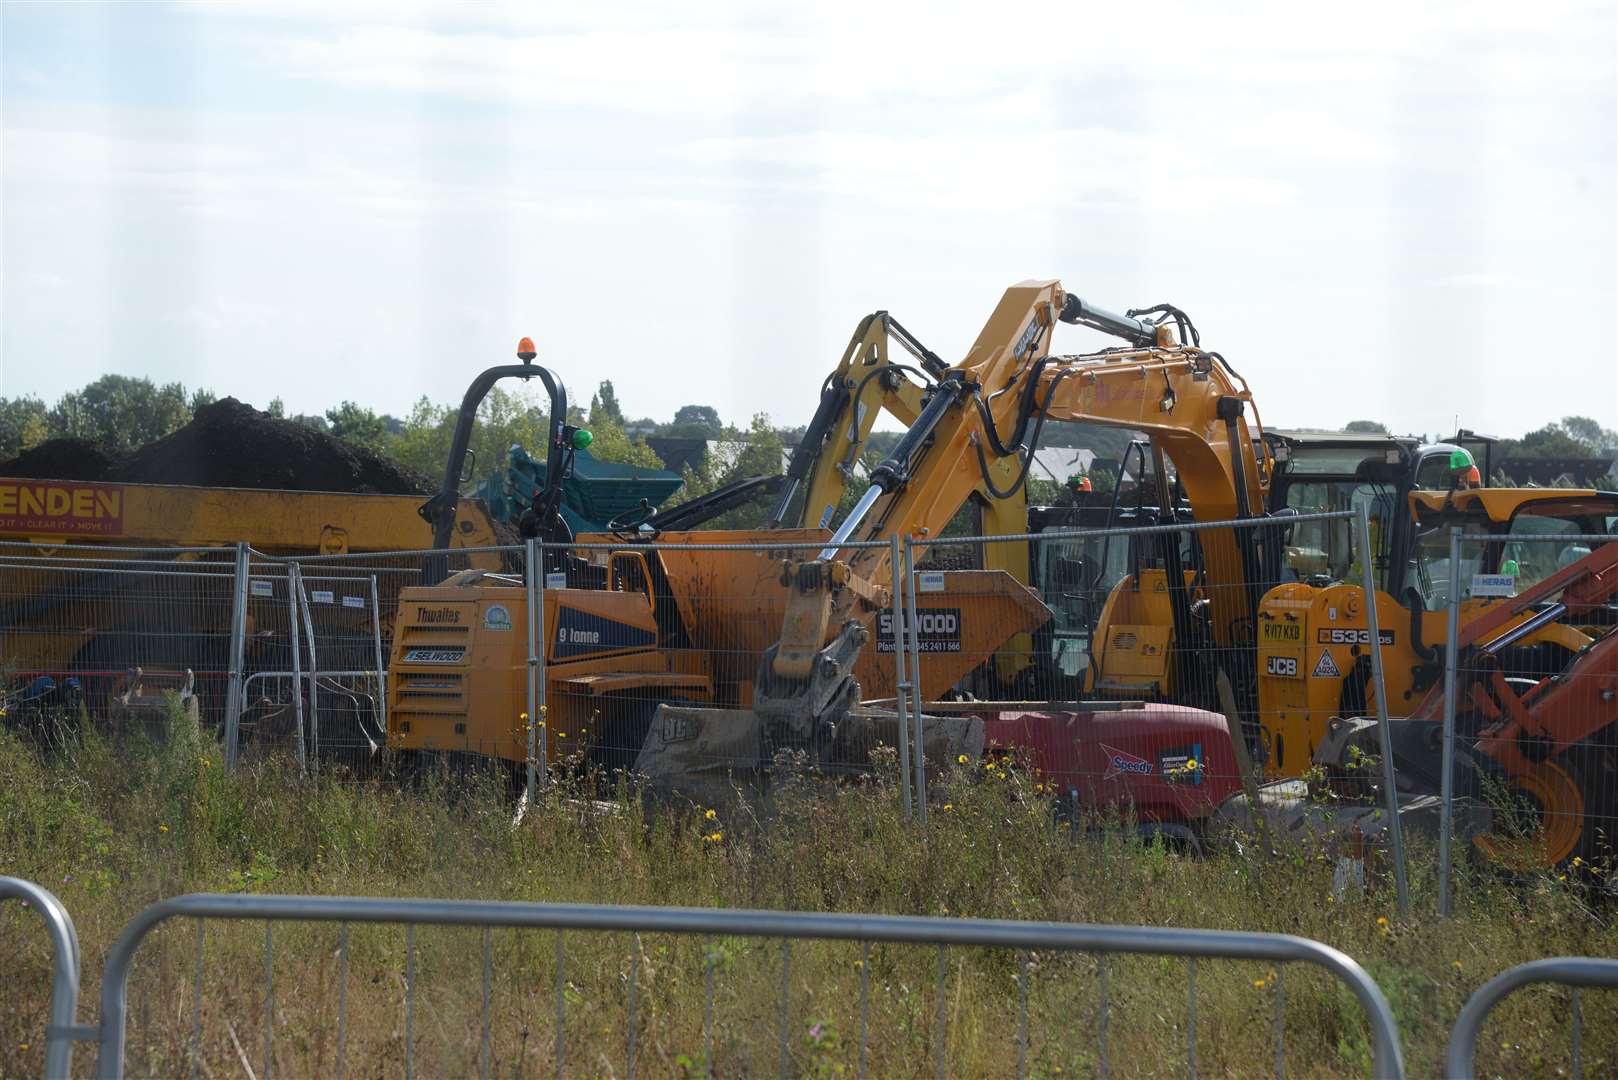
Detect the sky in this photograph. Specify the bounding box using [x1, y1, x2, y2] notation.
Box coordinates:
[2, 1, 1614, 440]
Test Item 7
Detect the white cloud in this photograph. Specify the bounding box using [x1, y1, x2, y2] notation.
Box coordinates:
[1, 0, 1612, 437]
[681, 129, 1299, 214]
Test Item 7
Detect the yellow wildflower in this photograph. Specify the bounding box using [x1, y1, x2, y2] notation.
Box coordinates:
[942, 803, 954, 812]
[957, 754, 969, 765]
[158, 824, 169, 833]
[520, 712, 529, 721]
[1252, 978, 1266, 989]
[704, 831, 724, 843]
[1185, 758, 1199, 771]
[705, 808, 718, 821]
[1376, 916, 1388, 927]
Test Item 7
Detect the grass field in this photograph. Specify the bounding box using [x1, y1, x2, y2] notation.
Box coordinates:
[2, 711, 1614, 1079]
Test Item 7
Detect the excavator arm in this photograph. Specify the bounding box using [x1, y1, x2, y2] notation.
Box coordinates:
[768, 311, 941, 532]
[759, 279, 1270, 734]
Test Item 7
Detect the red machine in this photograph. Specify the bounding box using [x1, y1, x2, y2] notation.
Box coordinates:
[979, 704, 1243, 845]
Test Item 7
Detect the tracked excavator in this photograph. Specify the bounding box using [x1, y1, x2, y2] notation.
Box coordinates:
[634, 279, 1277, 803]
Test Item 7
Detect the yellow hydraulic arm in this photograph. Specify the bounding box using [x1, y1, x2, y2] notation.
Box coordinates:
[759, 279, 1270, 720]
[765, 308, 1031, 608]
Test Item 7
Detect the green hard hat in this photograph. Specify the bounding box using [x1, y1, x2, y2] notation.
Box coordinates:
[1501, 559, 1519, 577]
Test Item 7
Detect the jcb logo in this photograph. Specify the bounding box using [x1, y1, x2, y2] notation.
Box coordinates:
[1265, 655, 1299, 678]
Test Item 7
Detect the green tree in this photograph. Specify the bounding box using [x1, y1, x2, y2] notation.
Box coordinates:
[667, 413, 785, 526]
[1500, 423, 1589, 460]
[589, 380, 626, 427]
[1343, 420, 1389, 434]
[189, 387, 218, 414]
[585, 415, 664, 469]
[0, 395, 49, 458]
[325, 401, 389, 450]
[389, 386, 555, 488]
[1558, 416, 1618, 453]
[665, 404, 723, 439]
[47, 375, 191, 452]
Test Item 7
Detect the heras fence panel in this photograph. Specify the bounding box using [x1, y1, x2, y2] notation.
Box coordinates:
[81, 891, 1405, 1080]
[0, 542, 239, 747]
[233, 546, 518, 779]
[1434, 529, 1617, 912]
[902, 508, 1411, 906]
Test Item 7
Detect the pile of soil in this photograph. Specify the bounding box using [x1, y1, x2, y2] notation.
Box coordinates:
[0, 399, 433, 495]
[0, 438, 119, 483]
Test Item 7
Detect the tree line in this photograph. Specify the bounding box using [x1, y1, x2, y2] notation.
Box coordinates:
[0, 374, 791, 505]
[3, 377, 1614, 500]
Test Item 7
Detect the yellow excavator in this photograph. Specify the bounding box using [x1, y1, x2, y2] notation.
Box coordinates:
[627, 280, 1275, 800]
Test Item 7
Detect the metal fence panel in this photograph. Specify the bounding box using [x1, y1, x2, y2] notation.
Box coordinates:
[89, 891, 1407, 1080]
[0, 544, 238, 745]
[0, 876, 85, 1079]
[1436, 530, 1618, 905]
[1445, 957, 1618, 1078]
[903, 510, 1411, 889]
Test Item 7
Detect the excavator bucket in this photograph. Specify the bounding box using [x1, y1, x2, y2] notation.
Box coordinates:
[635, 703, 984, 809]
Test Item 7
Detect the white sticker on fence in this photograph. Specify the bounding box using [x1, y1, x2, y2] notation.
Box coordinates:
[1470, 574, 1515, 598]
[311, 590, 334, 604]
[918, 571, 946, 594]
[342, 596, 366, 609]
[545, 572, 568, 590]
[250, 579, 274, 597]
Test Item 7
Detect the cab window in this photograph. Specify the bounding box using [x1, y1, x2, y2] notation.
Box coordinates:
[1409, 525, 1488, 610]
[1414, 453, 1456, 490]
[1501, 504, 1615, 591]
[1281, 481, 1391, 588]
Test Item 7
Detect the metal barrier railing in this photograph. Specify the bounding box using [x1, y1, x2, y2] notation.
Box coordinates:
[0, 876, 86, 1079]
[1445, 957, 1618, 1078]
[68, 892, 1405, 1080]
[17, 871, 1618, 1079]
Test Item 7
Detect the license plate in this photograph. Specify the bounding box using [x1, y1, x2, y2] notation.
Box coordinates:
[403, 647, 464, 664]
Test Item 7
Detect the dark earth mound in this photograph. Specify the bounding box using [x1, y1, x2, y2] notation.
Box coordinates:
[0, 438, 121, 482]
[0, 399, 433, 495]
